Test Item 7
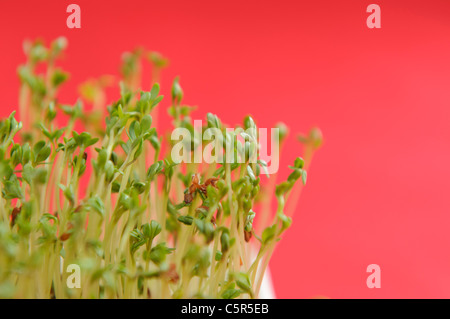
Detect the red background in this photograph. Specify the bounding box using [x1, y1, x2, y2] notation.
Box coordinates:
[1, 0, 450, 298]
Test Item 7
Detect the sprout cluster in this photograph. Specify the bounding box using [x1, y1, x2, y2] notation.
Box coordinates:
[0, 38, 322, 299]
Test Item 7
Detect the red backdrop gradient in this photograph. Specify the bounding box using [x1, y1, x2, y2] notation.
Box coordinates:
[1, 0, 450, 298]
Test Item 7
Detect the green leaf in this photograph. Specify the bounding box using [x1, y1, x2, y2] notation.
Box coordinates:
[262, 224, 277, 244]
[51, 68, 69, 87]
[301, 169, 307, 185]
[142, 220, 162, 242]
[215, 250, 223, 261]
[86, 196, 105, 217]
[234, 272, 252, 295]
[243, 116, 256, 129]
[149, 134, 160, 151]
[177, 215, 193, 226]
[221, 288, 241, 299]
[140, 115, 152, 133]
[147, 160, 163, 180]
[247, 165, 256, 182]
[171, 76, 183, 104]
[206, 113, 221, 129]
[2, 180, 24, 200]
[220, 230, 230, 253]
[129, 121, 140, 140]
[33, 141, 51, 163]
[150, 83, 160, 99]
[148, 242, 174, 264]
[194, 218, 215, 243]
[21, 143, 31, 164]
[22, 163, 33, 185]
[294, 157, 304, 169]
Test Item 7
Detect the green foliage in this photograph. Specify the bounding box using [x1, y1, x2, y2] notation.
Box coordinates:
[0, 37, 321, 299]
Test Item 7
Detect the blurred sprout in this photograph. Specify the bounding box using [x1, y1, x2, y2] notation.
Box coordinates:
[298, 126, 323, 150]
[0, 37, 321, 299]
[148, 51, 169, 69]
[171, 76, 183, 105]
